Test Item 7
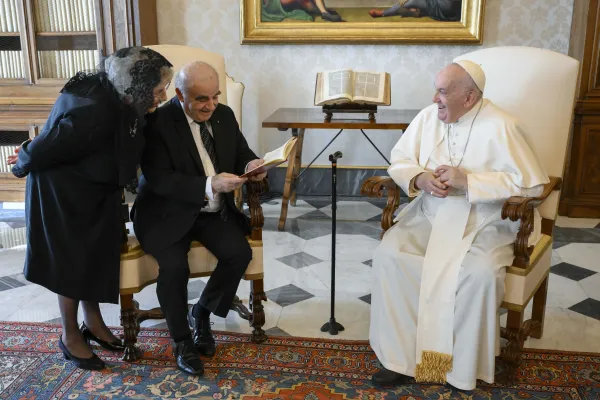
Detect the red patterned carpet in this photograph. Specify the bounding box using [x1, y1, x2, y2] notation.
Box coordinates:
[0, 322, 598, 399]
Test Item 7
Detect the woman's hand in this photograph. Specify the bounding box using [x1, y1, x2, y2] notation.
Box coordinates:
[7, 138, 34, 166]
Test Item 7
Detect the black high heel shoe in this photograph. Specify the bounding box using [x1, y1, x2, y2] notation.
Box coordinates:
[80, 322, 126, 352]
[58, 336, 105, 370]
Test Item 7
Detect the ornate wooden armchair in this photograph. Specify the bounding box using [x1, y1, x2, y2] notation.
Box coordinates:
[117, 45, 268, 361]
[362, 46, 579, 383]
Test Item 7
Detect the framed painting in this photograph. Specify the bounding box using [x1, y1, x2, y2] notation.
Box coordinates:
[240, 0, 485, 44]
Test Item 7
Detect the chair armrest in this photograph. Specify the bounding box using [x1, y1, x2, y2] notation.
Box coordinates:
[361, 176, 401, 238]
[501, 176, 562, 268]
[246, 179, 268, 241]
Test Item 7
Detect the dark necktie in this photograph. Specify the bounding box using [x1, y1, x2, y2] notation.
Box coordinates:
[197, 121, 227, 221]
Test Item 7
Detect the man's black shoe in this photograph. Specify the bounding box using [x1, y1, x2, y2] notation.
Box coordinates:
[174, 339, 204, 376]
[372, 367, 409, 385]
[188, 308, 216, 357]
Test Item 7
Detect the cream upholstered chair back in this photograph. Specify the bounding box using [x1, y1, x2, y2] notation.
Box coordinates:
[453, 47, 579, 220]
[145, 44, 244, 128]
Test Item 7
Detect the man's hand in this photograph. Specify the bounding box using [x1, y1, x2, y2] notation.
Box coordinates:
[246, 158, 267, 182]
[211, 173, 247, 194]
[415, 172, 448, 198]
[435, 165, 468, 191]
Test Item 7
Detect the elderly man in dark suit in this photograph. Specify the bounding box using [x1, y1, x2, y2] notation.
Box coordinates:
[132, 61, 266, 376]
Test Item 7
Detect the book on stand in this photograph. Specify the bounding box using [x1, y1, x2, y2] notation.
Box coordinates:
[314, 68, 391, 107]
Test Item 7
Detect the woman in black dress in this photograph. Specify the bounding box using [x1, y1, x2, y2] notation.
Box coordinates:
[8, 46, 173, 370]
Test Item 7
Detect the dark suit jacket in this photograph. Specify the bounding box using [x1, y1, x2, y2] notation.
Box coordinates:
[132, 97, 257, 253]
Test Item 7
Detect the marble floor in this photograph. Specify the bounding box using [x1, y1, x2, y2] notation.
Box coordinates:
[0, 196, 599, 354]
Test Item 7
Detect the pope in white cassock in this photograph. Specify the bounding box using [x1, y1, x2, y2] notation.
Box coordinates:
[369, 60, 549, 391]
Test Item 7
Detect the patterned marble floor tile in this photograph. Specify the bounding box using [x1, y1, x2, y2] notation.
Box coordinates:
[187, 279, 207, 301]
[288, 266, 329, 298]
[302, 198, 332, 210]
[260, 199, 316, 219]
[303, 234, 380, 263]
[580, 272, 600, 301]
[556, 243, 600, 273]
[261, 259, 298, 292]
[263, 217, 383, 241]
[552, 241, 570, 249]
[367, 213, 383, 222]
[524, 307, 600, 352]
[569, 298, 600, 321]
[264, 284, 314, 308]
[276, 251, 323, 269]
[276, 294, 371, 341]
[359, 294, 371, 305]
[296, 210, 331, 220]
[306, 261, 373, 297]
[546, 273, 591, 309]
[553, 226, 600, 244]
[262, 231, 307, 259]
[550, 262, 597, 281]
[264, 326, 291, 337]
[320, 201, 384, 221]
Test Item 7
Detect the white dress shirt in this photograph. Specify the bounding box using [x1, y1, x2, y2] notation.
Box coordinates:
[182, 104, 255, 213]
[183, 109, 221, 212]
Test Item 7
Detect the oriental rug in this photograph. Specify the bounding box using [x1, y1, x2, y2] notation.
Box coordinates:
[0, 322, 598, 399]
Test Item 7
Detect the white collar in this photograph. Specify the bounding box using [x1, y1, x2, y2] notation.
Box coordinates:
[180, 101, 204, 126]
[450, 98, 486, 126]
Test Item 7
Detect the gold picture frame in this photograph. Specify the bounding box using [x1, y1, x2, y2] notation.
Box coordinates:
[241, 0, 486, 44]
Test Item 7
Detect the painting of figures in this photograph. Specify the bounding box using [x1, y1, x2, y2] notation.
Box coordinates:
[260, 0, 462, 23]
[242, 0, 484, 44]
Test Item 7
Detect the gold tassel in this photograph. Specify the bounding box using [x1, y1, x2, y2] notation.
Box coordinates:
[414, 350, 453, 384]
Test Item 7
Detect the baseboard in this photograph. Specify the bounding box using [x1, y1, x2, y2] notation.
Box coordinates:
[558, 199, 600, 218]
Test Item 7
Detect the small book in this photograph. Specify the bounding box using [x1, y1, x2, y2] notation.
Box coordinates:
[241, 136, 298, 178]
[314, 68, 391, 106]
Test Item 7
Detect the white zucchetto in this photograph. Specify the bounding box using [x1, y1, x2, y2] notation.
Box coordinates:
[454, 59, 486, 92]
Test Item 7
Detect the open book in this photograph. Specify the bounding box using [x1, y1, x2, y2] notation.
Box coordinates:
[241, 136, 298, 178]
[314, 69, 391, 106]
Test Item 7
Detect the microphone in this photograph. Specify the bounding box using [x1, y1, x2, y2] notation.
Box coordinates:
[329, 151, 343, 162]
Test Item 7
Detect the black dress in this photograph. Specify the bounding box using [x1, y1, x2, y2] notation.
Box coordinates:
[12, 72, 145, 304]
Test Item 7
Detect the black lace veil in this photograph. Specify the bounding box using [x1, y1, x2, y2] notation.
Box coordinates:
[61, 46, 174, 193]
[102, 47, 174, 113]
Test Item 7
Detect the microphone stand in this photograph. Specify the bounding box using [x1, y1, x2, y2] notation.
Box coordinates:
[321, 151, 345, 335]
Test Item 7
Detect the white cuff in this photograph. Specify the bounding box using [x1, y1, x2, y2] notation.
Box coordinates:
[408, 174, 423, 197]
[245, 161, 252, 173]
[205, 177, 215, 201]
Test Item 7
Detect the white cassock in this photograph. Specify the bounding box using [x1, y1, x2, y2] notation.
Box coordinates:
[369, 98, 549, 391]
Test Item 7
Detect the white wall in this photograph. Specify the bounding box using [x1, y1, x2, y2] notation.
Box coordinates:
[157, 0, 574, 167]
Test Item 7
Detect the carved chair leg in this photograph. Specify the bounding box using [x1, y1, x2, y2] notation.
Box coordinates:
[499, 309, 540, 385]
[120, 293, 142, 362]
[249, 279, 267, 343]
[530, 276, 548, 339]
[499, 310, 524, 385]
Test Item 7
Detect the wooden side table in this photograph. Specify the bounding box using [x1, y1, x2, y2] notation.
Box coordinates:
[261, 107, 418, 231]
